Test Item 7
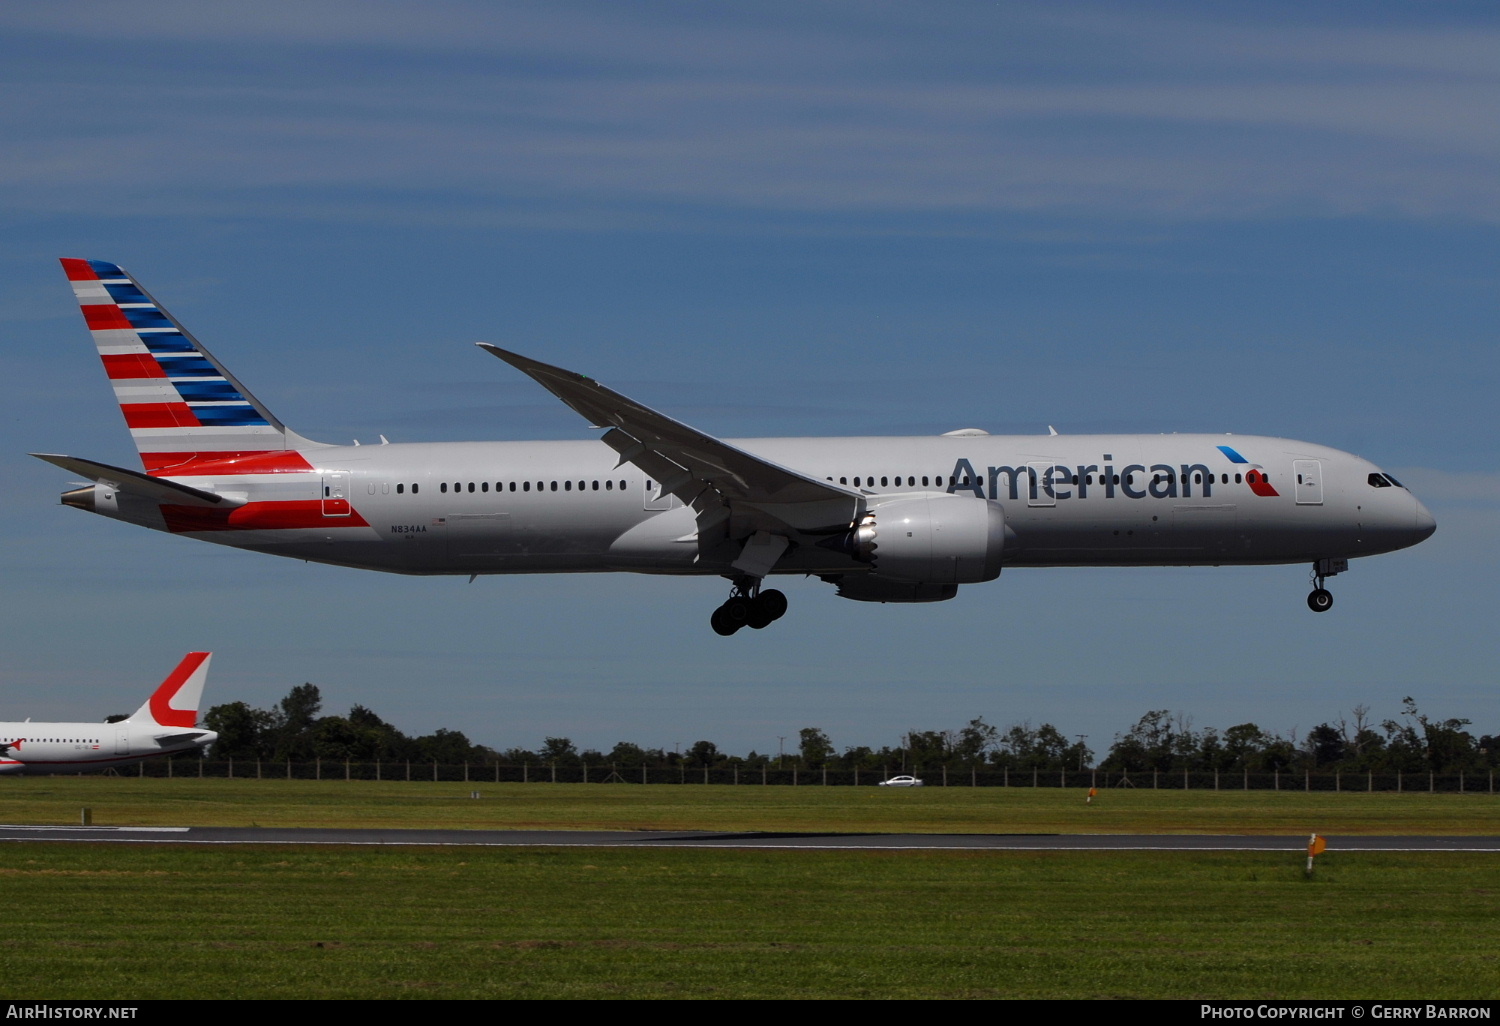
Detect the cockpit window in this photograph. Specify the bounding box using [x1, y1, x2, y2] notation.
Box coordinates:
[1383, 473, 1403, 488]
[1367, 473, 1391, 488]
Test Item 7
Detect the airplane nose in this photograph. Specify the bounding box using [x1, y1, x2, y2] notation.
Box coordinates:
[1414, 499, 1437, 543]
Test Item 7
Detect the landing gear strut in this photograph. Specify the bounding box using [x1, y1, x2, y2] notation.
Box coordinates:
[1306, 558, 1347, 613]
[710, 577, 788, 636]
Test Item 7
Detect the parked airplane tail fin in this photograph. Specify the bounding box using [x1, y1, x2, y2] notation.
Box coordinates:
[129, 652, 212, 728]
[59, 259, 324, 477]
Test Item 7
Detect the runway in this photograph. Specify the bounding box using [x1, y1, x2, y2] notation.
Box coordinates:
[2, 824, 1498, 851]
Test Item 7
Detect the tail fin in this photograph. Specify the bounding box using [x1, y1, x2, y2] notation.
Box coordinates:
[129, 652, 212, 728]
[59, 259, 322, 476]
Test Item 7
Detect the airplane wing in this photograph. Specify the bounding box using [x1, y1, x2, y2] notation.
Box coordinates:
[31, 454, 242, 508]
[478, 346, 862, 538]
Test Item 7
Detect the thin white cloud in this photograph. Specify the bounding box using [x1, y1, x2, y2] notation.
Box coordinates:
[1, 2, 1497, 225]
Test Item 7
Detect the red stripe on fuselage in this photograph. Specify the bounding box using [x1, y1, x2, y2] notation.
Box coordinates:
[161, 500, 369, 533]
[142, 450, 315, 476]
[81, 304, 132, 330]
[102, 353, 168, 379]
[60, 258, 98, 281]
[149, 652, 209, 728]
[122, 403, 201, 429]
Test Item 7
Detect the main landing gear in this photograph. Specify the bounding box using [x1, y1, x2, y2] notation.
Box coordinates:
[710, 577, 788, 636]
[1306, 557, 1348, 613]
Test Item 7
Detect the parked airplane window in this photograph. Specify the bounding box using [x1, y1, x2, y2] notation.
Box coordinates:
[620, 480, 627, 490]
[523, 481, 530, 491]
[1126, 474, 1134, 485]
[1113, 475, 1120, 485]
[840, 477, 848, 485]
[396, 484, 404, 494]
[412, 483, 418, 494]
[468, 482, 475, 493]
[565, 480, 572, 491]
[592, 481, 599, 490]
[853, 477, 861, 486]
[440, 482, 448, 493]
[605, 480, 613, 490]
[1368, 473, 1390, 488]
[881, 477, 888, 487]
[1235, 474, 1242, 483]
[578, 481, 585, 491]
[550, 481, 557, 491]
[1221, 474, 1228, 484]
[481, 482, 488, 492]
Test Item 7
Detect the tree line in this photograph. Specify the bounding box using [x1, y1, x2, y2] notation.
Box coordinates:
[203, 687, 1495, 775]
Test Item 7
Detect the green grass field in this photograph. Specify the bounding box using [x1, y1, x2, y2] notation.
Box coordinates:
[2, 843, 1496, 999]
[2, 776, 1497, 834]
[3, 780, 1496, 998]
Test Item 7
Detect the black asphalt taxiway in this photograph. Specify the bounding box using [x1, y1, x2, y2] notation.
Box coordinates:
[1, 825, 1497, 850]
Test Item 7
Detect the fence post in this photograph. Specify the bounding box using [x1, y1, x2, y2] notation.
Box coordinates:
[1153, 769, 1158, 790]
[1429, 772, 1434, 793]
[286, 759, 291, 780]
[1061, 768, 1066, 789]
[762, 764, 767, 785]
[734, 766, 739, 785]
[1397, 770, 1401, 792]
[523, 762, 528, 784]
[1336, 770, 1340, 792]
[1033, 768, 1038, 788]
[228, 757, 234, 780]
[1274, 769, 1279, 791]
[853, 766, 857, 786]
[823, 767, 828, 786]
[168, 757, 173, 778]
[376, 759, 381, 781]
[256, 758, 262, 779]
[942, 765, 947, 787]
[794, 767, 798, 787]
[972, 766, 977, 787]
[1368, 770, 1372, 793]
[1184, 767, 1189, 790]
[581, 762, 587, 784]
[642, 763, 646, 785]
[139, 760, 144, 777]
[1004, 767, 1008, 787]
[1243, 767, 1247, 790]
[704, 766, 709, 785]
[1214, 769, 1219, 791]
[345, 759, 350, 781]
[1460, 772, 1464, 794]
[465, 761, 470, 783]
[550, 762, 556, 784]
[1305, 770, 1309, 792]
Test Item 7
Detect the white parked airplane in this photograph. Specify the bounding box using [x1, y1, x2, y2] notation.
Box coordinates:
[0, 653, 217, 774]
[38, 259, 1435, 635]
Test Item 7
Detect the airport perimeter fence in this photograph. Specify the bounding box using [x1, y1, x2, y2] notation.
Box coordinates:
[131, 758, 1499, 793]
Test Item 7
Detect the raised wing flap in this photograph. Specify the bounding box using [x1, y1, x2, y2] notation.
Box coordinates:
[477, 345, 861, 529]
[31, 454, 241, 508]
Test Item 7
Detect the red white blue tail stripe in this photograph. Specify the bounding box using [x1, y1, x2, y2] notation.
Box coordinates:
[60, 259, 309, 476]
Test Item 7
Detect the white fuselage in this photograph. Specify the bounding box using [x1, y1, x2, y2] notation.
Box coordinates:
[0, 719, 214, 775]
[80, 432, 1434, 579]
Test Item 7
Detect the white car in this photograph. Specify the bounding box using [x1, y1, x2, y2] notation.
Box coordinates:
[878, 775, 924, 787]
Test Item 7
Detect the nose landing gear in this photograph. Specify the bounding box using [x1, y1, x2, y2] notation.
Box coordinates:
[1306, 558, 1347, 613]
[710, 577, 788, 636]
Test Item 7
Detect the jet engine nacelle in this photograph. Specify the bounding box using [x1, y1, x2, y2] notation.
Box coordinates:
[846, 495, 1006, 584]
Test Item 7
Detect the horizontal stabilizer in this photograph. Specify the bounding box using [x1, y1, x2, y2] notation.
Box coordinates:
[151, 731, 211, 748]
[31, 454, 241, 508]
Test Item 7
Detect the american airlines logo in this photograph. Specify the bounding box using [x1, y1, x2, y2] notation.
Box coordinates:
[945, 446, 1277, 502]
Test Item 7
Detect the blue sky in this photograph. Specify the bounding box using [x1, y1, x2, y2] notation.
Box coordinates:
[1, 2, 1495, 758]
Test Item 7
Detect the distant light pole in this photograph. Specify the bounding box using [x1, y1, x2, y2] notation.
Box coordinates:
[1075, 735, 1088, 771]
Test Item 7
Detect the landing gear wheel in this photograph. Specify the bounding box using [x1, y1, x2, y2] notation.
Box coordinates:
[746, 601, 774, 630]
[710, 604, 740, 636]
[1307, 588, 1333, 613]
[758, 589, 788, 622]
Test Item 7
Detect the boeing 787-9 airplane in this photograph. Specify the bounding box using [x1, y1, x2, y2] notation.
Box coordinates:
[37, 259, 1435, 634]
